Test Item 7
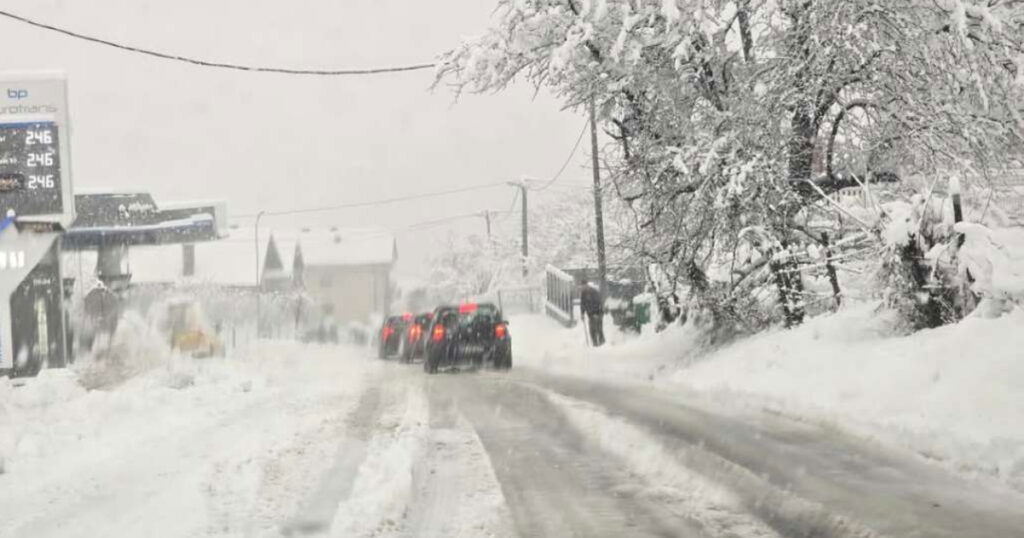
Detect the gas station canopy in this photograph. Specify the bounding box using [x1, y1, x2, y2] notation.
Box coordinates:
[63, 192, 226, 250]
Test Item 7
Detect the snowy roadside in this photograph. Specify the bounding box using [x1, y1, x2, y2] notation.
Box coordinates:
[0, 340, 379, 537]
[674, 305, 1024, 492]
[513, 301, 1024, 494]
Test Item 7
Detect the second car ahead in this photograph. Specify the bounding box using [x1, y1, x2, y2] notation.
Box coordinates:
[400, 312, 433, 363]
[377, 313, 412, 359]
[423, 302, 511, 374]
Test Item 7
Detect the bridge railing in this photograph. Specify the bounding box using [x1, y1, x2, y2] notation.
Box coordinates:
[544, 265, 576, 328]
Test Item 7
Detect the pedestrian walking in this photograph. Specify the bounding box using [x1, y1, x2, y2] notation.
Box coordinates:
[578, 277, 605, 347]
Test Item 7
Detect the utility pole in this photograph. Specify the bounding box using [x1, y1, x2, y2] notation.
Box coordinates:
[507, 181, 529, 277]
[480, 210, 492, 240]
[254, 210, 266, 339]
[589, 98, 608, 295]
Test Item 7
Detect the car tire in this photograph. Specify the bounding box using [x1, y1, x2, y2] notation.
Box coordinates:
[424, 350, 439, 374]
[495, 345, 512, 370]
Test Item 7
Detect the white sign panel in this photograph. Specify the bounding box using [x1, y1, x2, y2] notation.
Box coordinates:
[0, 72, 75, 227]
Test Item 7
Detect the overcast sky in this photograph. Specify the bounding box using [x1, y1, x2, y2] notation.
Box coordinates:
[2, 0, 593, 275]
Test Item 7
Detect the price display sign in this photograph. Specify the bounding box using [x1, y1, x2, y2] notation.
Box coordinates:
[0, 122, 62, 215]
[0, 73, 74, 226]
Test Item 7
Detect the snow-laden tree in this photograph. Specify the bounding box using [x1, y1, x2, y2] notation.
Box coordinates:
[427, 190, 630, 302]
[427, 234, 521, 302]
[437, 0, 1024, 331]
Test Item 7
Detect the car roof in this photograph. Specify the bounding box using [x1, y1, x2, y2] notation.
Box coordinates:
[435, 302, 498, 310]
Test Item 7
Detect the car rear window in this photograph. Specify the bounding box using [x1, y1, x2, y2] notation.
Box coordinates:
[458, 305, 500, 324]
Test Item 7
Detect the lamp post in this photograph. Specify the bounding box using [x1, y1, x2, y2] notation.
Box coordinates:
[255, 210, 266, 338]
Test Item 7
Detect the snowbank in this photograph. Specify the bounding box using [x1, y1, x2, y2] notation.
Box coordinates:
[512, 313, 702, 381]
[513, 299, 1024, 492]
[0, 341, 376, 536]
[676, 304, 1024, 490]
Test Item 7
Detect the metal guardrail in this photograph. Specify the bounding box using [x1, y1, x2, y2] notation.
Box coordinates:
[544, 264, 576, 328]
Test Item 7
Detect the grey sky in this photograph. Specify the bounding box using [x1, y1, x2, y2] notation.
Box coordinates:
[2, 0, 593, 275]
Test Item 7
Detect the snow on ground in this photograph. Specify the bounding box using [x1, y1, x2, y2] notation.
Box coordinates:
[0, 332, 513, 538]
[0, 340, 381, 537]
[326, 378, 429, 537]
[675, 304, 1024, 491]
[543, 390, 780, 538]
[512, 246, 1024, 494]
[512, 312, 701, 382]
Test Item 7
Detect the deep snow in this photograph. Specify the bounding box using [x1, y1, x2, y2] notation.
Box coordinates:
[0, 341, 379, 537]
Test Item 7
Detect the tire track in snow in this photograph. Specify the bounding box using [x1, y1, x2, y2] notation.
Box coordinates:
[281, 385, 383, 535]
[539, 389, 781, 538]
[323, 376, 429, 537]
[437, 374, 702, 537]
[522, 371, 1024, 538]
[402, 377, 515, 538]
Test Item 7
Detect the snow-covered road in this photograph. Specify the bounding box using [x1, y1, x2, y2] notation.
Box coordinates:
[3, 339, 1024, 537]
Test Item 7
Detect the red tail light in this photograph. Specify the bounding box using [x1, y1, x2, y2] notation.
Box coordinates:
[495, 323, 508, 340]
[402, 312, 413, 321]
[431, 324, 446, 342]
[409, 324, 423, 341]
[382, 326, 394, 340]
[458, 303, 478, 314]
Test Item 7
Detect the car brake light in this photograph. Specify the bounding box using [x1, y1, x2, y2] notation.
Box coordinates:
[402, 312, 413, 321]
[495, 323, 507, 339]
[431, 324, 446, 342]
[382, 326, 394, 339]
[458, 303, 478, 314]
[409, 324, 422, 340]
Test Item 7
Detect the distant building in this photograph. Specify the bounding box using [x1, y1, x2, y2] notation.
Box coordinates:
[290, 229, 398, 324]
[105, 227, 398, 327]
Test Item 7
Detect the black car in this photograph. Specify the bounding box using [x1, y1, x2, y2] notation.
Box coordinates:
[377, 314, 412, 359]
[423, 302, 512, 374]
[399, 312, 433, 363]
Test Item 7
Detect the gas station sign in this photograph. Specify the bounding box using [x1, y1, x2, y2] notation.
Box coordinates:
[0, 73, 73, 372]
[0, 73, 74, 227]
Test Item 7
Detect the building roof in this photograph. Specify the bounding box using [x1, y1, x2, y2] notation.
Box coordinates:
[68, 227, 397, 287]
[288, 228, 396, 267]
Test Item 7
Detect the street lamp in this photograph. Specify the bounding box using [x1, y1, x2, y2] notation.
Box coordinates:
[255, 210, 266, 338]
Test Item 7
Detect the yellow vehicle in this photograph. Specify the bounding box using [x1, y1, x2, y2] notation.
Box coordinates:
[164, 299, 224, 358]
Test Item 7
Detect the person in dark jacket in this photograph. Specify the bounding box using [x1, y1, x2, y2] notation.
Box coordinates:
[578, 278, 605, 347]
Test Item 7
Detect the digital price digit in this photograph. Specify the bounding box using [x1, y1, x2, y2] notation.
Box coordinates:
[27, 175, 55, 189]
[25, 130, 53, 146]
[26, 152, 54, 168]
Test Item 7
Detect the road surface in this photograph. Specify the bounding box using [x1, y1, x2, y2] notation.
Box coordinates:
[3, 348, 1024, 538]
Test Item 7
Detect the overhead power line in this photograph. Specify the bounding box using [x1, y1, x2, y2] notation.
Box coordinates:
[221, 209, 511, 241]
[407, 210, 509, 231]
[233, 183, 506, 218]
[531, 120, 589, 192]
[0, 8, 436, 76]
